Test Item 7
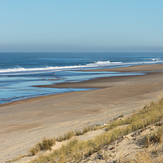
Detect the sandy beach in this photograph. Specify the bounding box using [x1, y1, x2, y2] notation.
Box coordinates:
[1, 64, 163, 162]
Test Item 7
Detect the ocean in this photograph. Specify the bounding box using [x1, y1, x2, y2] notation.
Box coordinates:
[0, 52, 163, 104]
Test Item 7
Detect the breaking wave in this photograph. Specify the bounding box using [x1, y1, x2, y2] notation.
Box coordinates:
[0, 59, 163, 75]
[0, 60, 122, 75]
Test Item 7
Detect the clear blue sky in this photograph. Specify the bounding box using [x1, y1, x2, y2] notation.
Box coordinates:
[0, 0, 163, 52]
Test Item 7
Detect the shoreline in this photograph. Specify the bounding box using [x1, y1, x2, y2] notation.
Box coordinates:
[34, 63, 163, 89]
[1, 63, 163, 107]
[1, 63, 163, 162]
[86, 63, 163, 72]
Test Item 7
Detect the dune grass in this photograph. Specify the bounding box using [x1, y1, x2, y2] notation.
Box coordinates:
[29, 126, 92, 156]
[57, 131, 75, 142]
[29, 98, 163, 162]
[29, 138, 56, 156]
[127, 152, 154, 163]
[56, 126, 92, 142]
[141, 126, 163, 148]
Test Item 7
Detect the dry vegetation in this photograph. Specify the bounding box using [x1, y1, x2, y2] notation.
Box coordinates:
[29, 138, 56, 156]
[24, 98, 163, 162]
[142, 127, 163, 148]
[29, 126, 92, 156]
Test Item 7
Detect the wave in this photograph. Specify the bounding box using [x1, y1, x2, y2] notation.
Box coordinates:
[0, 60, 122, 75]
[151, 58, 161, 61]
[0, 59, 163, 75]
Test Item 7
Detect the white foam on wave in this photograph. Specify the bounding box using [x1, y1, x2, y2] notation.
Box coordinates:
[126, 59, 163, 65]
[152, 58, 161, 61]
[0, 60, 122, 75]
[0, 59, 163, 75]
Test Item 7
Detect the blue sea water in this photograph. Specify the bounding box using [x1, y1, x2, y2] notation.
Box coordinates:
[0, 52, 163, 104]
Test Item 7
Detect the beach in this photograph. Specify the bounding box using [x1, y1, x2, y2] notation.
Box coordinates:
[1, 64, 163, 162]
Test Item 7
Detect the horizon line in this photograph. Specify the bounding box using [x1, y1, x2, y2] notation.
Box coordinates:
[0, 51, 163, 53]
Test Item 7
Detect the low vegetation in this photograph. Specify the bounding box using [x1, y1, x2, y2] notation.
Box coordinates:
[29, 138, 56, 156]
[142, 126, 163, 148]
[28, 98, 163, 162]
[29, 126, 92, 156]
[57, 131, 75, 142]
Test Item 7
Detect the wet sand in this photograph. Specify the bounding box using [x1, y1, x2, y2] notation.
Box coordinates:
[1, 64, 163, 162]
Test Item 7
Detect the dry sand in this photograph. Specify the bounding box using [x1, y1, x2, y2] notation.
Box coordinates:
[1, 64, 163, 162]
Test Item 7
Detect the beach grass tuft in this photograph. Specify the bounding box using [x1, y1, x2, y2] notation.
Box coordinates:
[29, 138, 56, 156]
[142, 126, 163, 148]
[56, 131, 75, 142]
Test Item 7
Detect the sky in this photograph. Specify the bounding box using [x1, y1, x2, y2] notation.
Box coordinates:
[0, 0, 163, 52]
